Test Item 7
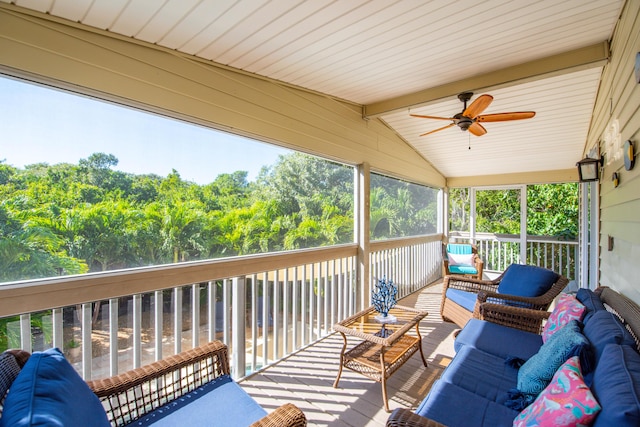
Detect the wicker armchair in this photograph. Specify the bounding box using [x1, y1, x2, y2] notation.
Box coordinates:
[440, 264, 569, 330]
[442, 243, 483, 280]
[87, 340, 306, 427]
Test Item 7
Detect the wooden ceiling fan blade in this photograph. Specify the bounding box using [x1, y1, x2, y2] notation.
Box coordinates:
[410, 114, 455, 121]
[463, 94, 493, 118]
[477, 111, 536, 122]
[419, 123, 455, 136]
[468, 122, 487, 136]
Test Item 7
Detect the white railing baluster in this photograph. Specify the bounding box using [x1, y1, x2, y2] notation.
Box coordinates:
[52, 308, 63, 350]
[19, 314, 31, 353]
[191, 284, 199, 348]
[133, 294, 141, 369]
[81, 303, 92, 380]
[154, 290, 162, 361]
[273, 269, 280, 361]
[173, 287, 182, 355]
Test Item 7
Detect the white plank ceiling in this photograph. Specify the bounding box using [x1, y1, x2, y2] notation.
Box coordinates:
[2, 0, 625, 180]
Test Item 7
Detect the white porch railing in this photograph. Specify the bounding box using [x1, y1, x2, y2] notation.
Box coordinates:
[0, 235, 442, 381]
[449, 232, 578, 280]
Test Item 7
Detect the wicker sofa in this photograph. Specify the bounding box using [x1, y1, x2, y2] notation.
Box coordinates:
[0, 340, 306, 427]
[441, 264, 569, 330]
[388, 286, 640, 427]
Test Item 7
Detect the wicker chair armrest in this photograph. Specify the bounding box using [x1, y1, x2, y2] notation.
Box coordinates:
[87, 341, 230, 426]
[250, 403, 307, 427]
[476, 274, 569, 310]
[475, 290, 550, 310]
[386, 408, 448, 427]
[443, 275, 499, 294]
[477, 302, 551, 334]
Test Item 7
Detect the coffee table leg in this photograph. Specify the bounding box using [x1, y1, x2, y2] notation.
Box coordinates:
[333, 332, 347, 388]
[415, 324, 428, 367]
[380, 346, 391, 412]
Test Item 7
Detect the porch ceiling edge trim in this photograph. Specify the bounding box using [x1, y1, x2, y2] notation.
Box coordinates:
[446, 168, 579, 188]
[364, 41, 610, 119]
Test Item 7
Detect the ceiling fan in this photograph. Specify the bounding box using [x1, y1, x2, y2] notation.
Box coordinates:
[410, 92, 535, 137]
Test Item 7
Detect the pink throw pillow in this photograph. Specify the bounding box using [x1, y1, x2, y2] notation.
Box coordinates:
[513, 356, 600, 427]
[542, 293, 586, 343]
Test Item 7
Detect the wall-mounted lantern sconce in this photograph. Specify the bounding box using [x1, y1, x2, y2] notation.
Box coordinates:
[576, 156, 604, 182]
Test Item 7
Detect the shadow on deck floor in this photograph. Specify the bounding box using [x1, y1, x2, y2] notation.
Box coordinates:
[240, 281, 458, 427]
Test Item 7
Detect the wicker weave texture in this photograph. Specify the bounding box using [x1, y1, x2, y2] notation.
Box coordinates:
[86, 341, 306, 426]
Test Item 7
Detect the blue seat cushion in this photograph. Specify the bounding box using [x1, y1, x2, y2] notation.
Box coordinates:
[592, 344, 640, 427]
[497, 264, 558, 297]
[448, 264, 478, 275]
[439, 345, 518, 404]
[130, 375, 267, 426]
[454, 318, 542, 361]
[446, 288, 478, 312]
[0, 348, 110, 427]
[416, 380, 519, 427]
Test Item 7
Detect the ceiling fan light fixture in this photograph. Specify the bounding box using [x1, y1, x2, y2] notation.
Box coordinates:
[457, 118, 473, 131]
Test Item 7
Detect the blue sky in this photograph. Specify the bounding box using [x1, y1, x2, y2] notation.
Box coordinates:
[1, 77, 290, 184]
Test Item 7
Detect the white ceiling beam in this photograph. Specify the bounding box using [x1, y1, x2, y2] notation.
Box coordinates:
[363, 41, 609, 119]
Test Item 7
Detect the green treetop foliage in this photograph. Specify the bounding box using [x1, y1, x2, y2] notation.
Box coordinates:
[0, 151, 439, 283]
[449, 184, 579, 239]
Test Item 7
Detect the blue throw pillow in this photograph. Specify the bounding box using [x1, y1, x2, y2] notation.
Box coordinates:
[0, 348, 110, 427]
[497, 264, 559, 297]
[576, 288, 606, 323]
[517, 320, 591, 396]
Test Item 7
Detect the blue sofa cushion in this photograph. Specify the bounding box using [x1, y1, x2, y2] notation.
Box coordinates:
[131, 374, 267, 426]
[445, 288, 478, 312]
[0, 348, 110, 427]
[497, 264, 558, 297]
[517, 320, 591, 396]
[415, 380, 519, 427]
[454, 318, 542, 361]
[583, 310, 636, 364]
[592, 344, 640, 427]
[439, 345, 518, 404]
[576, 288, 606, 323]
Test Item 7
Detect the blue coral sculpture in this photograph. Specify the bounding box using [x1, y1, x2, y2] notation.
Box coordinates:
[371, 276, 398, 318]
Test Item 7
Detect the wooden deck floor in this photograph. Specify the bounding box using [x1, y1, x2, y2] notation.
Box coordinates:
[240, 281, 458, 427]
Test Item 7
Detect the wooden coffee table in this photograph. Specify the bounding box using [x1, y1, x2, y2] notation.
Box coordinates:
[332, 305, 428, 412]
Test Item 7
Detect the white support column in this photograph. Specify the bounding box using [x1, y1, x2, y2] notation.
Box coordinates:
[520, 184, 527, 264]
[470, 188, 477, 244]
[355, 163, 371, 312]
[579, 183, 590, 288]
[589, 182, 600, 289]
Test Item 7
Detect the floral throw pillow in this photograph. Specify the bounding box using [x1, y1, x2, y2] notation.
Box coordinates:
[513, 356, 601, 427]
[542, 293, 586, 343]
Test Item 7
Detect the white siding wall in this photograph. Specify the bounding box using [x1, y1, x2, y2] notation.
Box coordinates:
[587, 0, 640, 303]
